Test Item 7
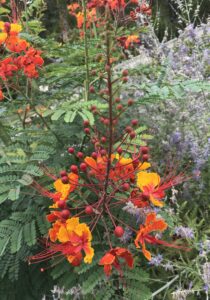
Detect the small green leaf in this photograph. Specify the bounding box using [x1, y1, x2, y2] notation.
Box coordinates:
[18, 174, 33, 186]
[8, 186, 20, 201]
[51, 109, 65, 121]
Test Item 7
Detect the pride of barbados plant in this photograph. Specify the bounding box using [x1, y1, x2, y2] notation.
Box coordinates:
[28, 3, 190, 279]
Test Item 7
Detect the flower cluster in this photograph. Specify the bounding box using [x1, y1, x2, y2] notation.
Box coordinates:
[0, 22, 44, 101]
[29, 99, 189, 276]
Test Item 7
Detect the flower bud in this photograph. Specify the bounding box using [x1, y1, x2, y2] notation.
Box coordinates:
[142, 154, 149, 161]
[61, 209, 70, 219]
[116, 104, 123, 110]
[68, 147, 75, 154]
[127, 99, 134, 106]
[61, 176, 69, 184]
[114, 226, 124, 237]
[131, 119, 138, 126]
[77, 152, 84, 159]
[89, 86, 95, 93]
[70, 165, 78, 173]
[122, 77, 128, 83]
[100, 149, 107, 156]
[101, 137, 107, 143]
[57, 200, 66, 209]
[117, 147, 123, 154]
[84, 128, 90, 134]
[122, 183, 130, 191]
[129, 131, 136, 139]
[141, 146, 149, 154]
[80, 163, 87, 172]
[83, 120, 90, 127]
[85, 205, 93, 214]
[91, 152, 98, 159]
[122, 70, 128, 76]
[60, 170, 67, 177]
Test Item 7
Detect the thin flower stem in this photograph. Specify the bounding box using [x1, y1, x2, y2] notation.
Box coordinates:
[101, 216, 112, 249]
[82, 0, 90, 101]
[102, 16, 114, 209]
[150, 275, 179, 299]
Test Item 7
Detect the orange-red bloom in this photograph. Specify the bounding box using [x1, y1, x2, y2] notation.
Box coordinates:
[137, 171, 186, 207]
[85, 153, 150, 182]
[124, 35, 140, 49]
[135, 212, 167, 260]
[29, 217, 94, 266]
[134, 212, 188, 260]
[16, 47, 44, 78]
[0, 22, 29, 52]
[53, 172, 78, 201]
[0, 57, 18, 81]
[85, 154, 108, 181]
[55, 217, 94, 264]
[99, 247, 134, 276]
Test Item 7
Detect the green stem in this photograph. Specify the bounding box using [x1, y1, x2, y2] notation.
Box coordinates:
[82, 0, 90, 101]
[103, 22, 113, 208]
[150, 275, 179, 299]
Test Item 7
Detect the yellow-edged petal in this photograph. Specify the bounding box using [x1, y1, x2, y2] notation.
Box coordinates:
[142, 243, 151, 261]
[54, 178, 70, 200]
[149, 195, 164, 207]
[137, 162, 151, 170]
[84, 244, 94, 264]
[137, 172, 161, 190]
[49, 203, 58, 209]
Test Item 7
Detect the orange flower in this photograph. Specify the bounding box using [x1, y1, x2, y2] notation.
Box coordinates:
[48, 220, 63, 242]
[57, 217, 94, 264]
[110, 154, 151, 181]
[134, 212, 168, 260]
[29, 218, 94, 266]
[0, 57, 18, 81]
[137, 171, 186, 207]
[124, 35, 140, 49]
[99, 247, 134, 276]
[85, 154, 150, 182]
[0, 22, 29, 52]
[108, 0, 126, 10]
[85, 155, 108, 181]
[67, 3, 80, 13]
[53, 172, 78, 200]
[46, 210, 63, 224]
[76, 12, 84, 29]
[16, 47, 44, 78]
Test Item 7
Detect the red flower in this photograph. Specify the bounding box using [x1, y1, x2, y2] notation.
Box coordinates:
[99, 247, 134, 276]
[17, 47, 44, 78]
[0, 89, 4, 101]
[135, 212, 188, 260]
[0, 57, 18, 81]
[137, 171, 186, 207]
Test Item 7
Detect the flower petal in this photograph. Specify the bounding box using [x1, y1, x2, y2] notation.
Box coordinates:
[137, 172, 161, 190]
